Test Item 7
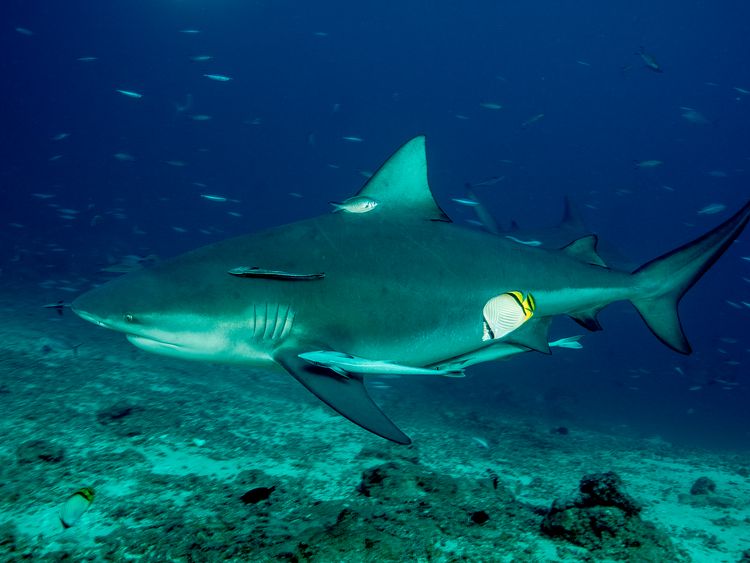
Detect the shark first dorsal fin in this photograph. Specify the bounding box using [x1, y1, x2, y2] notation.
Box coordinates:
[355, 136, 451, 222]
[561, 235, 608, 268]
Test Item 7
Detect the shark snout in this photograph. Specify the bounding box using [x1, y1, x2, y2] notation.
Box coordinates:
[71, 293, 106, 327]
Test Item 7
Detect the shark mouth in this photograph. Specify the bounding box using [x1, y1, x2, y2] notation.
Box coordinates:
[126, 334, 183, 351]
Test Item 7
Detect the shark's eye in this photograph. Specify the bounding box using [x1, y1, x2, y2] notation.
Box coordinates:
[124, 313, 137, 323]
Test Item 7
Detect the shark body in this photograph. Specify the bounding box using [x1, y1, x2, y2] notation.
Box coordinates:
[72, 137, 750, 444]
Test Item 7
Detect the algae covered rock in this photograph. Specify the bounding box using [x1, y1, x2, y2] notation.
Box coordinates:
[690, 476, 717, 495]
[679, 475, 734, 509]
[15, 439, 64, 464]
[541, 471, 680, 561]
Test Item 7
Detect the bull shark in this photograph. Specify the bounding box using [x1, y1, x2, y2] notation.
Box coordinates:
[72, 136, 750, 444]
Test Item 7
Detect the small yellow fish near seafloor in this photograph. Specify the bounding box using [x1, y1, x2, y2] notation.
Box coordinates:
[482, 291, 535, 341]
[59, 486, 95, 529]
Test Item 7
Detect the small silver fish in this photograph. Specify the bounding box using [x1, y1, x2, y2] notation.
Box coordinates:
[203, 74, 232, 82]
[505, 235, 542, 247]
[330, 196, 379, 214]
[680, 107, 709, 125]
[200, 194, 238, 203]
[201, 194, 227, 202]
[342, 135, 364, 143]
[480, 102, 503, 110]
[697, 203, 726, 215]
[451, 197, 480, 207]
[522, 113, 545, 127]
[472, 176, 505, 187]
[637, 47, 662, 72]
[116, 89, 142, 99]
[635, 159, 663, 168]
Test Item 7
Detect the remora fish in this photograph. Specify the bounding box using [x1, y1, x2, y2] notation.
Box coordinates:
[298, 351, 464, 377]
[203, 74, 232, 82]
[71, 136, 750, 444]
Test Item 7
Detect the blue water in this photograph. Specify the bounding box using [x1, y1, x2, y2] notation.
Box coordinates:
[3, 1, 749, 448]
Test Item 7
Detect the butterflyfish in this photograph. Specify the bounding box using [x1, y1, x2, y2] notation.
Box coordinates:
[59, 487, 95, 529]
[482, 291, 535, 341]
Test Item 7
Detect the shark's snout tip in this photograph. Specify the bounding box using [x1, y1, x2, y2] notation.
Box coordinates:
[70, 293, 103, 326]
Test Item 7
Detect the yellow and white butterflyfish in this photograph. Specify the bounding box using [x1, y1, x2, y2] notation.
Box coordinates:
[59, 487, 95, 529]
[482, 291, 535, 341]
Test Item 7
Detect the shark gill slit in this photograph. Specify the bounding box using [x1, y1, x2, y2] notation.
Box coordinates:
[252, 302, 295, 342]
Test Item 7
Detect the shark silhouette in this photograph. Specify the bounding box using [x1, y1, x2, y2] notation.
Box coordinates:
[72, 137, 750, 444]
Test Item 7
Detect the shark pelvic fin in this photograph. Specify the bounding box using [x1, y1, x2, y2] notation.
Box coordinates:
[503, 317, 552, 354]
[561, 235, 608, 268]
[275, 349, 411, 444]
[354, 136, 451, 222]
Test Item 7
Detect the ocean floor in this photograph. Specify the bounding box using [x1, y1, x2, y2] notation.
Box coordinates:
[1, 286, 749, 562]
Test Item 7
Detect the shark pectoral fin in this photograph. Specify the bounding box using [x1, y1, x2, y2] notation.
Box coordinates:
[275, 349, 411, 445]
[560, 235, 608, 268]
[503, 317, 552, 354]
[568, 307, 604, 331]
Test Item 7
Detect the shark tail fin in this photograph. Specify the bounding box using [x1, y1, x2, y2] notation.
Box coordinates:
[631, 201, 750, 354]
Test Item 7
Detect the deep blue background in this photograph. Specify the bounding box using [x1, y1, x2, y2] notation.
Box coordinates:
[2, 1, 748, 448]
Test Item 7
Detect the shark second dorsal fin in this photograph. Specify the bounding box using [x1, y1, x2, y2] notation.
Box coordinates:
[561, 235, 608, 268]
[354, 136, 451, 222]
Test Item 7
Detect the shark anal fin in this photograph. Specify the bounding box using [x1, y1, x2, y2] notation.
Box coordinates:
[228, 267, 325, 281]
[569, 308, 604, 331]
[561, 235, 608, 268]
[275, 349, 411, 445]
